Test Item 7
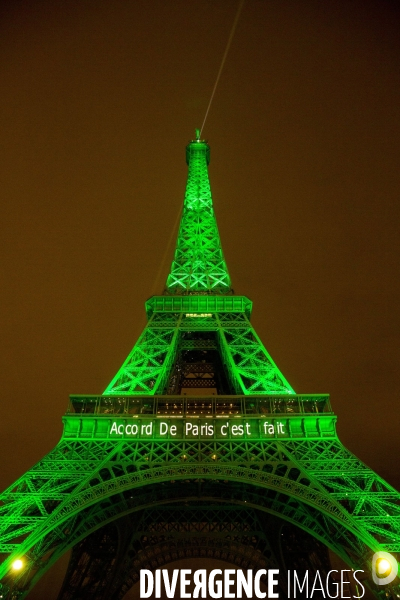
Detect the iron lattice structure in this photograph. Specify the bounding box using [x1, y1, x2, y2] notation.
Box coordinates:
[0, 136, 399, 599]
[165, 139, 231, 295]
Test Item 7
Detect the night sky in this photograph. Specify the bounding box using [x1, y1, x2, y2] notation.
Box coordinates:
[1, 0, 400, 552]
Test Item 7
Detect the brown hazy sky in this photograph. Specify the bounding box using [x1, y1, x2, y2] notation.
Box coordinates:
[1, 0, 399, 506]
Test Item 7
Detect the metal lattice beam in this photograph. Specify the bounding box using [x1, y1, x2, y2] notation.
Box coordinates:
[1, 433, 399, 595]
[165, 139, 231, 295]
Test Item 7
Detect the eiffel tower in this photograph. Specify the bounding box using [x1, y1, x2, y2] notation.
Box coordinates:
[0, 133, 399, 600]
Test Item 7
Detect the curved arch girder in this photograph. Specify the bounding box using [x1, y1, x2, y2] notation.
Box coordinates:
[1, 436, 399, 597]
[5, 482, 355, 600]
[58, 503, 284, 600]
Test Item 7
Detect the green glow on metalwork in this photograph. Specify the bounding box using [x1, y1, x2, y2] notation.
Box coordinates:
[2, 138, 399, 598]
[103, 140, 295, 395]
[165, 139, 232, 295]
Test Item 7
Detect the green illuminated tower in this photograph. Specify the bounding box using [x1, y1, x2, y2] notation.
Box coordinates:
[0, 135, 399, 599]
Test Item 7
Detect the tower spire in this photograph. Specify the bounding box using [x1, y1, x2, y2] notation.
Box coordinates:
[165, 131, 232, 295]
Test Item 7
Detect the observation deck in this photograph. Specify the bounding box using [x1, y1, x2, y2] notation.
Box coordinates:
[63, 394, 336, 442]
[67, 394, 332, 417]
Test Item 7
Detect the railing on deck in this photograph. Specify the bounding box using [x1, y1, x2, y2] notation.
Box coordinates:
[67, 395, 332, 417]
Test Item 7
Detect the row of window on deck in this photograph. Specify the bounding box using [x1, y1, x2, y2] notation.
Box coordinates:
[68, 395, 331, 416]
